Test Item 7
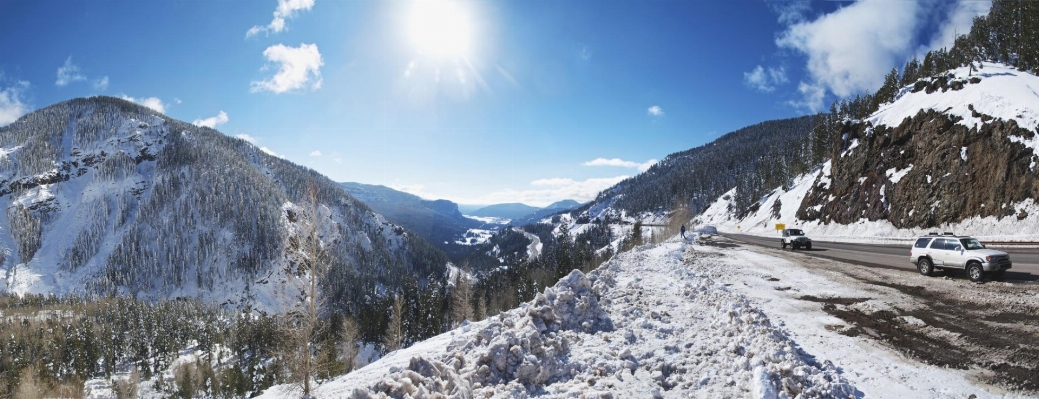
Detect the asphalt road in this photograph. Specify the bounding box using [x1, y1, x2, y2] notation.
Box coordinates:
[724, 233, 1039, 283]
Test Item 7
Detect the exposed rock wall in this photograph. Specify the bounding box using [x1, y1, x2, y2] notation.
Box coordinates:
[797, 109, 1037, 228]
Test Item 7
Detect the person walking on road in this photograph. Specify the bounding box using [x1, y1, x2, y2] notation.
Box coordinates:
[680, 224, 686, 239]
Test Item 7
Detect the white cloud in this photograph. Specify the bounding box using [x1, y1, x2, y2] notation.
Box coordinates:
[236, 133, 258, 144]
[174, 98, 183, 104]
[55, 56, 86, 87]
[93, 76, 109, 91]
[583, 157, 658, 172]
[767, 0, 811, 24]
[246, 0, 315, 38]
[192, 110, 229, 128]
[334, 157, 342, 164]
[391, 184, 439, 200]
[472, 176, 628, 207]
[578, 44, 593, 61]
[921, 0, 991, 56]
[310, 150, 321, 157]
[647, 105, 664, 117]
[777, 0, 923, 110]
[260, 146, 278, 157]
[743, 65, 788, 92]
[119, 95, 167, 114]
[251, 43, 324, 94]
[0, 79, 31, 127]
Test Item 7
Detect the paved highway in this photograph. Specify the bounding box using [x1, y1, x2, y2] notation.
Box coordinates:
[725, 233, 1039, 283]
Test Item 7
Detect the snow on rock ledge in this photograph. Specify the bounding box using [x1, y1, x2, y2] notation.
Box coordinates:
[295, 242, 857, 399]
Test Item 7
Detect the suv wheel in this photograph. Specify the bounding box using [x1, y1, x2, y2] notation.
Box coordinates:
[805, 243, 812, 250]
[918, 258, 934, 276]
[966, 262, 984, 282]
[781, 240, 787, 249]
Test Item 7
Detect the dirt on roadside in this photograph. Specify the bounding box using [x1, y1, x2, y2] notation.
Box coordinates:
[700, 235, 1039, 394]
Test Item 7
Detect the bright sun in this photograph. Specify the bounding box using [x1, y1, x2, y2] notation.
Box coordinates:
[408, 0, 471, 58]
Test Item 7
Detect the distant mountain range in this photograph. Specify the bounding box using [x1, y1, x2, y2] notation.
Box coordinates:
[466, 203, 541, 220]
[339, 182, 481, 260]
[338, 184, 583, 258]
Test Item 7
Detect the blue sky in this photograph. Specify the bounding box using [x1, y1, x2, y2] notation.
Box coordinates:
[0, 0, 988, 206]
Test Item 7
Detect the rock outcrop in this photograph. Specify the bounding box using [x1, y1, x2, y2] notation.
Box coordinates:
[797, 107, 1037, 228]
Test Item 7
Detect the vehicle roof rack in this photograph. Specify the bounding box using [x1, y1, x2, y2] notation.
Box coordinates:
[928, 232, 938, 235]
[943, 232, 955, 236]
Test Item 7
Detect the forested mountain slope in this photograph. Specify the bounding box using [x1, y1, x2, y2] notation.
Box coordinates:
[0, 97, 448, 315]
[577, 115, 817, 220]
[340, 182, 481, 260]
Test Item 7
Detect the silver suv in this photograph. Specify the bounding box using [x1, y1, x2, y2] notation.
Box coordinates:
[780, 228, 812, 250]
[910, 233, 1012, 282]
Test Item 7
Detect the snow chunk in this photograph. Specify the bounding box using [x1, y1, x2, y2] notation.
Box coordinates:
[961, 147, 968, 161]
[885, 164, 913, 184]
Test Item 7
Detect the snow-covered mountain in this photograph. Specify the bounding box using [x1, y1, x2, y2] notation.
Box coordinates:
[698, 62, 1039, 240]
[0, 97, 448, 310]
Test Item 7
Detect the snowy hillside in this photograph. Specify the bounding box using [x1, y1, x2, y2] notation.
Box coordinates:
[257, 239, 858, 398]
[0, 97, 448, 311]
[697, 62, 1039, 242]
[870, 62, 1039, 134]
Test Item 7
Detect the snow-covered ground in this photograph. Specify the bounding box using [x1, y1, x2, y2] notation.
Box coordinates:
[251, 234, 1033, 398]
[690, 236, 1033, 398]
[258, 238, 867, 398]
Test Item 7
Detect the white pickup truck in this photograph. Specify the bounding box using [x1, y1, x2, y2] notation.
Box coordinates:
[910, 233, 1012, 282]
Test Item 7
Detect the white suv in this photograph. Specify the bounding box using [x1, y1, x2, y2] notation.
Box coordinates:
[910, 233, 1012, 282]
[780, 228, 812, 250]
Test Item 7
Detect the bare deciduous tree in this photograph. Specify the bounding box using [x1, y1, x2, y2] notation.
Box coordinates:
[280, 184, 330, 398]
[382, 295, 404, 352]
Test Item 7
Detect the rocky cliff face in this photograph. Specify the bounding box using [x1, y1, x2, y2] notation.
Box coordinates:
[797, 101, 1038, 229]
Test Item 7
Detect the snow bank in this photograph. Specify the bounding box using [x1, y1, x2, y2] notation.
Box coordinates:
[281, 241, 857, 399]
[870, 62, 1039, 133]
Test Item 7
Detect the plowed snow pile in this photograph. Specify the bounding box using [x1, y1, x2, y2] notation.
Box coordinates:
[261, 241, 857, 398]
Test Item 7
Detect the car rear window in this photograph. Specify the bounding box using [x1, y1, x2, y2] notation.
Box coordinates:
[929, 238, 946, 249]
[914, 238, 931, 248]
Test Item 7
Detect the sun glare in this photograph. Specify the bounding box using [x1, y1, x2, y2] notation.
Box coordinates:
[408, 0, 471, 58]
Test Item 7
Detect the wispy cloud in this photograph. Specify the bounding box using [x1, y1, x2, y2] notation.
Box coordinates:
[583, 158, 658, 172]
[55, 57, 86, 87]
[236, 133, 258, 144]
[92, 76, 109, 91]
[251, 43, 323, 94]
[472, 176, 628, 207]
[309, 150, 321, 157]
[192, 110, 229, 128]
[119, 95, 167, 114]
[743, 65, 788, 92]
[246, 0, 315, 38]
[0, 78, 31, 127]
[766, 0, 811, 24]
[647, 105, 664, 117]
[174, 98, 183, 104]
[578, 43, 593, 61]
[920, 0, 991, 56]
[334, 157, 342, 164]
[776, 0, 923, 111]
